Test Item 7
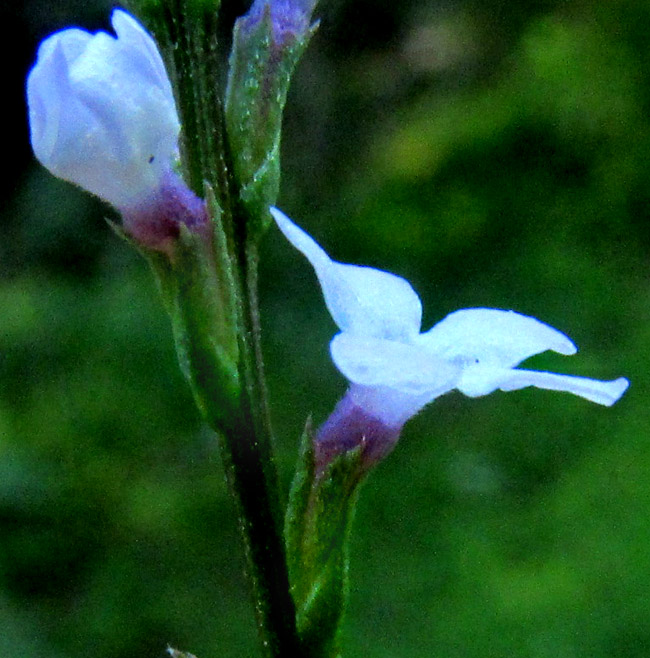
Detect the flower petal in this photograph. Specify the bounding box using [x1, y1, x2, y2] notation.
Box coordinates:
[271, 207, 423, 340]
[27, 10, 180, 210]
[110, 10, 176, 101]
[458, 363, 629, 406]
[330, 333, 460, 396]
[419, 308, 576, 368]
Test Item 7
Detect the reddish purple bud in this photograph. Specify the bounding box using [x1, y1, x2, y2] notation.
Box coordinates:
[242, 0, 318, 43]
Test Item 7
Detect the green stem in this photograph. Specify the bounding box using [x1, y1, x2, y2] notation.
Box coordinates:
[220, 223, 300, 656]
[126, 1, 302, 654]
[243, 241, 276, 486]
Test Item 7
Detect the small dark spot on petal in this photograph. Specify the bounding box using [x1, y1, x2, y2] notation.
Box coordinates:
[148, 155, 155, 163]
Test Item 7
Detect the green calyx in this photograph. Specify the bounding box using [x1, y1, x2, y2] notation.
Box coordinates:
[285, 420, 366, 657]
[146, 190, 240, 431]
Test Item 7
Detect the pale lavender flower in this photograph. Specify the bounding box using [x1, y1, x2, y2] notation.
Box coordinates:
[27, 9, 206, 250]
[271, 207, 629, 470]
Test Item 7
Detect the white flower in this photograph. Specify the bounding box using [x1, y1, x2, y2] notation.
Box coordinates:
[271, 207, 629, 428]
[27, 9, 180, 211]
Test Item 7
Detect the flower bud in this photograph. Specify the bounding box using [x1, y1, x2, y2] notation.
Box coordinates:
[26, 9, 206, 250]
[242, 0, 318, 44]
[225, 1, 318, 227]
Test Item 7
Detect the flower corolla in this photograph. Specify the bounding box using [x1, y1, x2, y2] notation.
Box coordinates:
[27, 9, 180, 212]
[271, 207, 629, 432]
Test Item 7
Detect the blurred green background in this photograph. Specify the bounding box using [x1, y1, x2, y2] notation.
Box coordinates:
[2, 0, 649, 656]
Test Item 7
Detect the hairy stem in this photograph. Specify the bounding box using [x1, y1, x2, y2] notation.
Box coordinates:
[126, 0, 302, 654]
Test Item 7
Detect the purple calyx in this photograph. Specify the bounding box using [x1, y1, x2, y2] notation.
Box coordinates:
[121, 169, 209, 252]
[315, 389, 402, 477]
